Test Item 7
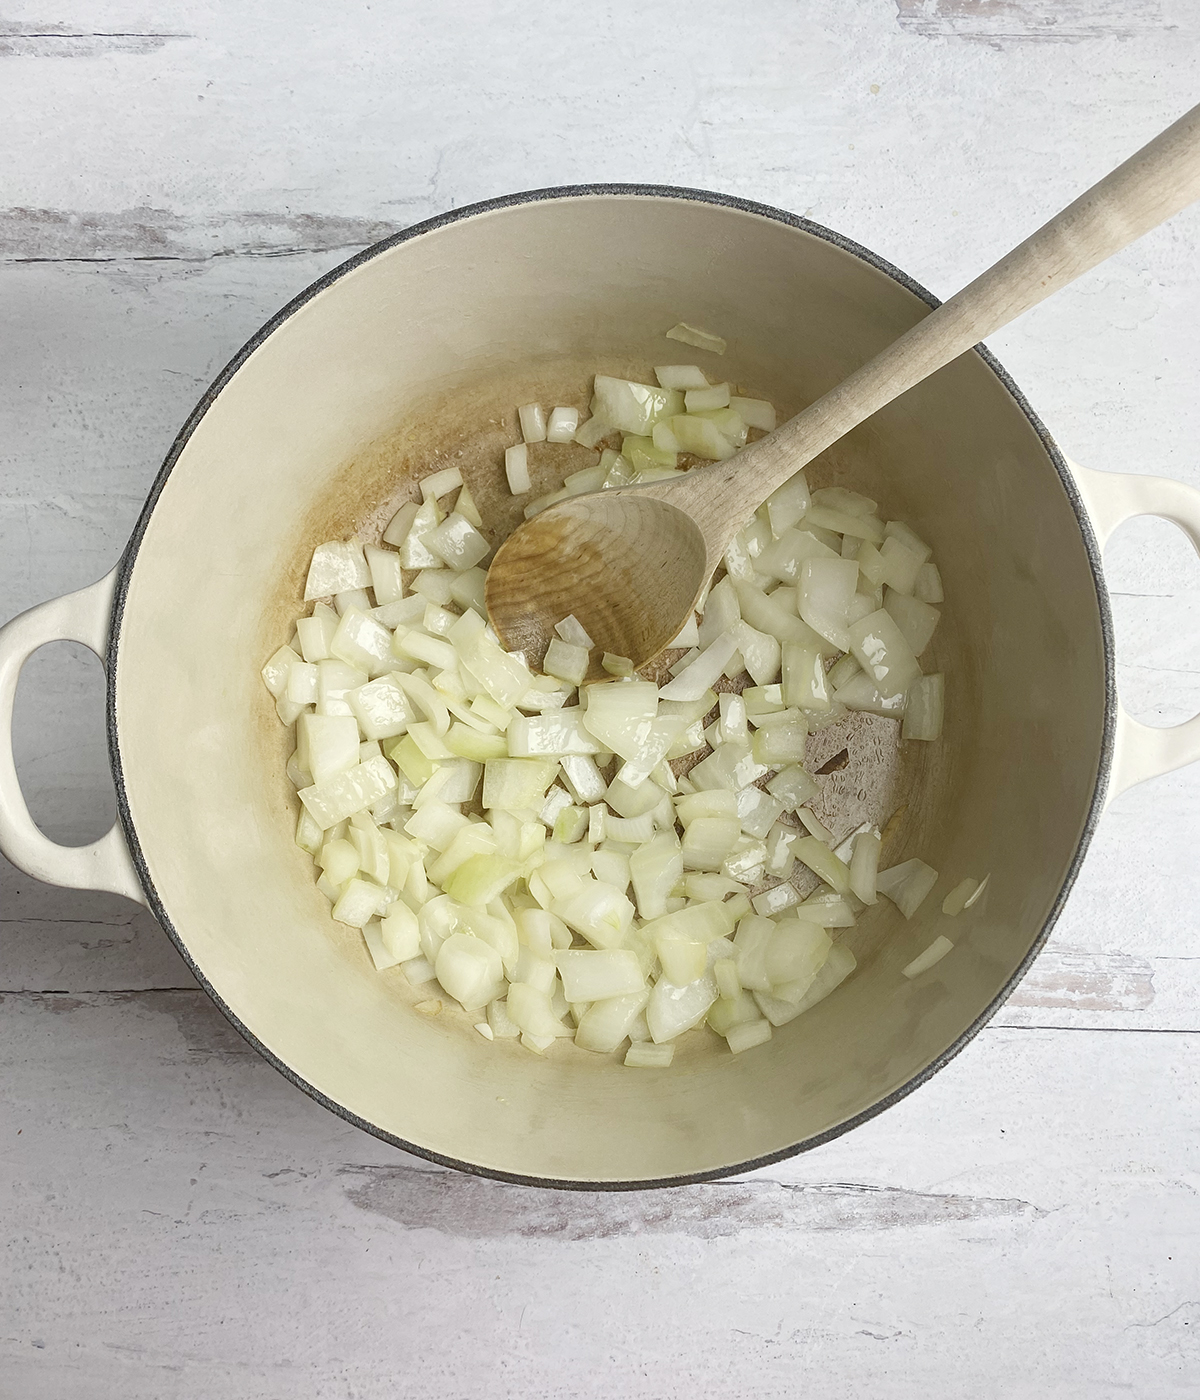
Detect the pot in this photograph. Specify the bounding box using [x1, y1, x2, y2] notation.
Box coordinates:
[3, 187, 1199, 1188]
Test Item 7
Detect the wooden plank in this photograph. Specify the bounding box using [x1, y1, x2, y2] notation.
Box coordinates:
[1, 991, 1198, 1397]
[894, 0, 1166, 43]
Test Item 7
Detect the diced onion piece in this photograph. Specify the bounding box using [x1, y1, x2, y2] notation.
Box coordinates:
[304, 541, 372, 601]
[361, 920, 401, 971]
[296, 604, 339, 664]
[558, 753, 607, 804]
[668, 414, 734, 461]
[332, 877, 387, 928]
[518, 403, 547, 443]
[733, 581, 818, 647]
[655, 364, 709, 390]
[833, 670, 907, 718]
[729, 396, 776, 431]
[543, 638, 590, 686]
[878, 536, 924, 594]
[380, 901, 420, 961]
[629, 832, 683, 921]
[398, 500, 443, 569]
[574, 414, 611, 448]
[750, 883, 801, 917]
[793, 836, 851, 894]
[914, 561, 944, 604]
[299, 756, 397, 828]
[758, 527, 839, 583]
[546, 406, 580, 443]
[382, 501, 419, 548]
[507, 710, 599, 757]
[797, 558, 860, 651]
[555, 949, 644, 1003]
[591, 376, 682, 435]
[884, 588, 940, 657]
[847, 609, 921, 699]
[902, 934, 954, 979]
[482, 757, 559, 811]
[903, 674, 944, 741]
[765, 472, 811, 537]
[433, 933, 503, 1012]
[602, 652, 634, 677]
[580, 678, 655, 757]
[657, 630, 738, 702]
[625, 1041, 675, 1067]
[665, 322, 727, 354]
[419, 467, 463, 503]
[725, 1018, 772, 1054]
[885, 520, 932, 562]
[553, 613, 594, 649]
[574, 990, 650, 1052]
[805, 506, 885, 543]
[556, 881, 635, 949]
[505, 443, 531, 494]
[941, 877, 980, 916]
[765, 764, 820, 810]
[684, 382, 730, 412]
[849, 827, 881, 904]
[876, 858, 939, 918]
[425, 512, 490, 570]
[646, 970, 718, 1042]
[713, 957, 742, 1000]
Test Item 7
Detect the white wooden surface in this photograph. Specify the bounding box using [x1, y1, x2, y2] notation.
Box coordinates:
[3, 3, 1200, 1395]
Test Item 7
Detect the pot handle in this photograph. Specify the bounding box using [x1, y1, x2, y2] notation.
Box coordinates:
[1066, 457, 1200, 802]
[0, 568, 145, 904]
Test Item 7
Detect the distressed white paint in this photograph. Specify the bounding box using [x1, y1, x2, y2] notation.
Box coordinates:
[2, 1, 1199, 1394]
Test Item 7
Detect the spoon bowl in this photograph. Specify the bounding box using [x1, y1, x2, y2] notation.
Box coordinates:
[485, 486, 712, 666]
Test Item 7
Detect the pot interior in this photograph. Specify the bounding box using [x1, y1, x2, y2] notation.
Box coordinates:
[113, 192, 1108, 1184]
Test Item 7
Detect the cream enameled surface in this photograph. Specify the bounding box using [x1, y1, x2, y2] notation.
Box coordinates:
[113, 195, 1108, 1182]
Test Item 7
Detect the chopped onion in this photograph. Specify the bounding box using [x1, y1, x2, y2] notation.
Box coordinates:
[271, 361, 956, 1070]
[876, 859, 939, 918]
[903, 673, 944, 741]
[901, 934, 953, 979]
[546, 406, 580, 443]
[518, 403, 547, 443]
[504, 443, 531, 495]
[849, 828, 881, 905]
[729, 396, 776, 431]
[684, 383, 731, 412]
[941, 877, 980, 916]
[625, 1041, 675, 1067]
[665, 322, 727, 354]
[591, 376, 682, 435]
[554, 613, 595, 648]
[847, 609, 921, 699]
[304, 541, 371, 601]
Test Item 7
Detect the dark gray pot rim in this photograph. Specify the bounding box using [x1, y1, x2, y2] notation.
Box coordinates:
[104, 183, 1116, 1192]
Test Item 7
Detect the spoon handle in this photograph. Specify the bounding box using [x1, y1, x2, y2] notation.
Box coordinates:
[686, 100, 1200, 529]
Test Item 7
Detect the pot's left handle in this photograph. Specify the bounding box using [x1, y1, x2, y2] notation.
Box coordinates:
[1067, 458, 1200, 803]
[0, 569, 145, 904]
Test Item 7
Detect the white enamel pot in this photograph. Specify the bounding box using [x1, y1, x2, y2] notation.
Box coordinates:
[3, 188, 1199, 1188]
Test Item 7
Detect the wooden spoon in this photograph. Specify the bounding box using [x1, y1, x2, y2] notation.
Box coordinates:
[486, 102, 1200, 668]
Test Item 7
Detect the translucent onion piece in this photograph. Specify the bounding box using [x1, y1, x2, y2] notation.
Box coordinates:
[304, 541, 371, 601]
[657, 630, 738, 702]
[849, 828, 881, 905]
[546, 406, 580, 443]
[591, 376, 682, 435]
[903, 673, 944, 741]
[765, 473, 810, 537]
[555, 613, 595, 648]
[876, 858, 939, 918]
[729, 396, 776, 431]
[665, 322, 727, 354]
[575, 989, 651, 1052]
[884, 588, 940, 657]
[941, 877, 979, 916]
[902, 934, 954, 979]
[646, 970, 719, 1043]
[505, 443, 531, 494]
[555, 949, 645, 1003]
[518, 403, 547, 443]
[624, 1041, 675, 1067]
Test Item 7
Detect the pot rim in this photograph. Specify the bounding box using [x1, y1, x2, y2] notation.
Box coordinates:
[105, 183, 1117, 1191]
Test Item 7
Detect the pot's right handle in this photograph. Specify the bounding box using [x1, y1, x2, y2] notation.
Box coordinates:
[1066, 458, 1200, 802]
[0, 568, 145, 904]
